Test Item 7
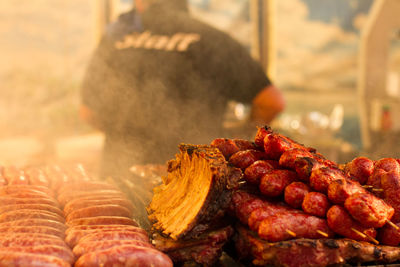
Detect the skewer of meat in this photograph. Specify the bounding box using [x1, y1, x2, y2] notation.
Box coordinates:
[327, 205, 377, 243]
[257, 211, 334, 242]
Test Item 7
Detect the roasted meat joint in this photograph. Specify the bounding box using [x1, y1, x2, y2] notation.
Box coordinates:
[3, 126, 400, 266]
[148, 126, 400, 267]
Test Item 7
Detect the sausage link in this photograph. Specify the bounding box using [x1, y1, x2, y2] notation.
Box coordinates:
[309, 167, 346, 193]
[302, 192, 330, 218]
[248, 203, 300, 232]
[73, 240, 153, 258]
[344, 192, 394, 228]
[23, 167, 50, 187]
[57, 181, 118, 196]
[374, 158, 400, 173]
[258, 212, 334, 242]
[57, 190, 124, 207]
[66, 204, 133, 222]
[0, 234, 68, 248]
[78, 230, 150, 244]
[327, 205, 377, 242]
[0, 226, 64, 239]
[366, 168, 386, 198]
[66, 216, 138, 227]
[0, 196, 60, 208]
[0, 185, 53, 197]
[381, 170, 400, 223]
[74, 245, 173, 267]
[65, 224, 145, 235]
[327, 179, 367, 205]
[254, 126, 273, 148]
[0, 209, 65, 223]
[0, 251, 70, 267]
[0, 219, 67, 232]
[229, 149, 266, 169]
[378, 222, 400, 246]
[0, 245, 74, 264]
[244, 160, 275, 185]
[3, 166, 29, 185]
[63, 198, 135, 216]
[279, 148, 313, 170]
[0, 204, 63, 217]
[210, 138, 240, 159]
[284, 182, 310, 208]
[344, 157, 374, 185]
[259, 170, 297, 197]
[65, 226, 148, 247]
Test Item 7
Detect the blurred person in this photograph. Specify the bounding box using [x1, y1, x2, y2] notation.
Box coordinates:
[80, 0, 285, 180]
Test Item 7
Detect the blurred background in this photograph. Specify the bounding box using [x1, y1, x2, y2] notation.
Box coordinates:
[0, 0, 399, 175]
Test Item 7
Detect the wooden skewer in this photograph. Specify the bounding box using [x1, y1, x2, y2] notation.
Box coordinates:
[372, 188, 384, 192]
[351, 228, 367, 238]
[238, 181, 247, 185]
[386, 219, 400, 230]
[316, 230, 329, 238]
[286, 229, 297, 237]
[362, 185, 373, 189]
[365, 234, 379, 245]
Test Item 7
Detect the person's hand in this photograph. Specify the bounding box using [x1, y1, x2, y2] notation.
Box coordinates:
[251, 85, 286, 124]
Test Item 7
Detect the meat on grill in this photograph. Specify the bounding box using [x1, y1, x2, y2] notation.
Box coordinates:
[235, 224, 400, 267]
[148, 144, 241, 240]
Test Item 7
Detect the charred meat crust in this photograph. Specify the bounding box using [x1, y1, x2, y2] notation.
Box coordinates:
[235, 224, 400, 267]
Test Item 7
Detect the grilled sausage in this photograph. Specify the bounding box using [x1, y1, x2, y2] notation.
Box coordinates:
[0, 204, 63, 217]
[66, 205, 133, 222]
[0, 209, 65, 223]
[66, 216, 138, 227]
[0, 219, 67, 232]
[0, 252, 70, 267]
[57, 190, 125, 207]
[0, 234, 68, 248]
[23, 167, 50, 187]
[344, 157, 374, 185]
[65, 226, 148, 247]
[327, 178, 367, 205]
[65, 224, 145, 235]
[0, 225, 65, 239]
[0, 184, 53, 197]
[74, 245, 173, 267]
[63, 198, 135, 216]
[381, 170, 400, 223]
[302, 192, 330, 218]
[254, 126, 273, 148]
[0, 245, 74, 264]
[284, 182, 310, 209]
[258, 211, 334, 242]
[244, 160, 276, 185]
[73, 239, 153, 258]
[309, 166, 346, 193]
[0, 196, 60, 208]
[259, 169, 297, 197]
[327, 205, 377, 242]
[378, 222, 400, 246]
[78, 230, 150, 244]
[2, 166, 29, 185]
[57, 181, 118, 196]
[344, 192, 394, 228]
[374, 158, 400, 173]
[229, 149, 266, 169]
[279, 148, 314, 169]
[248, 203, 301, 232]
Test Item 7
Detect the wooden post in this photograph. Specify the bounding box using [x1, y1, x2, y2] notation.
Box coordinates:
[358, 0, 400, 150]
[249, 0, 275, 80]
[95, 0, 119, 43]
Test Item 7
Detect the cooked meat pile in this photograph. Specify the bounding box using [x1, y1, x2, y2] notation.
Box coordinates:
[0, 165, 173, 267]
[148, 126, 400, 267]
